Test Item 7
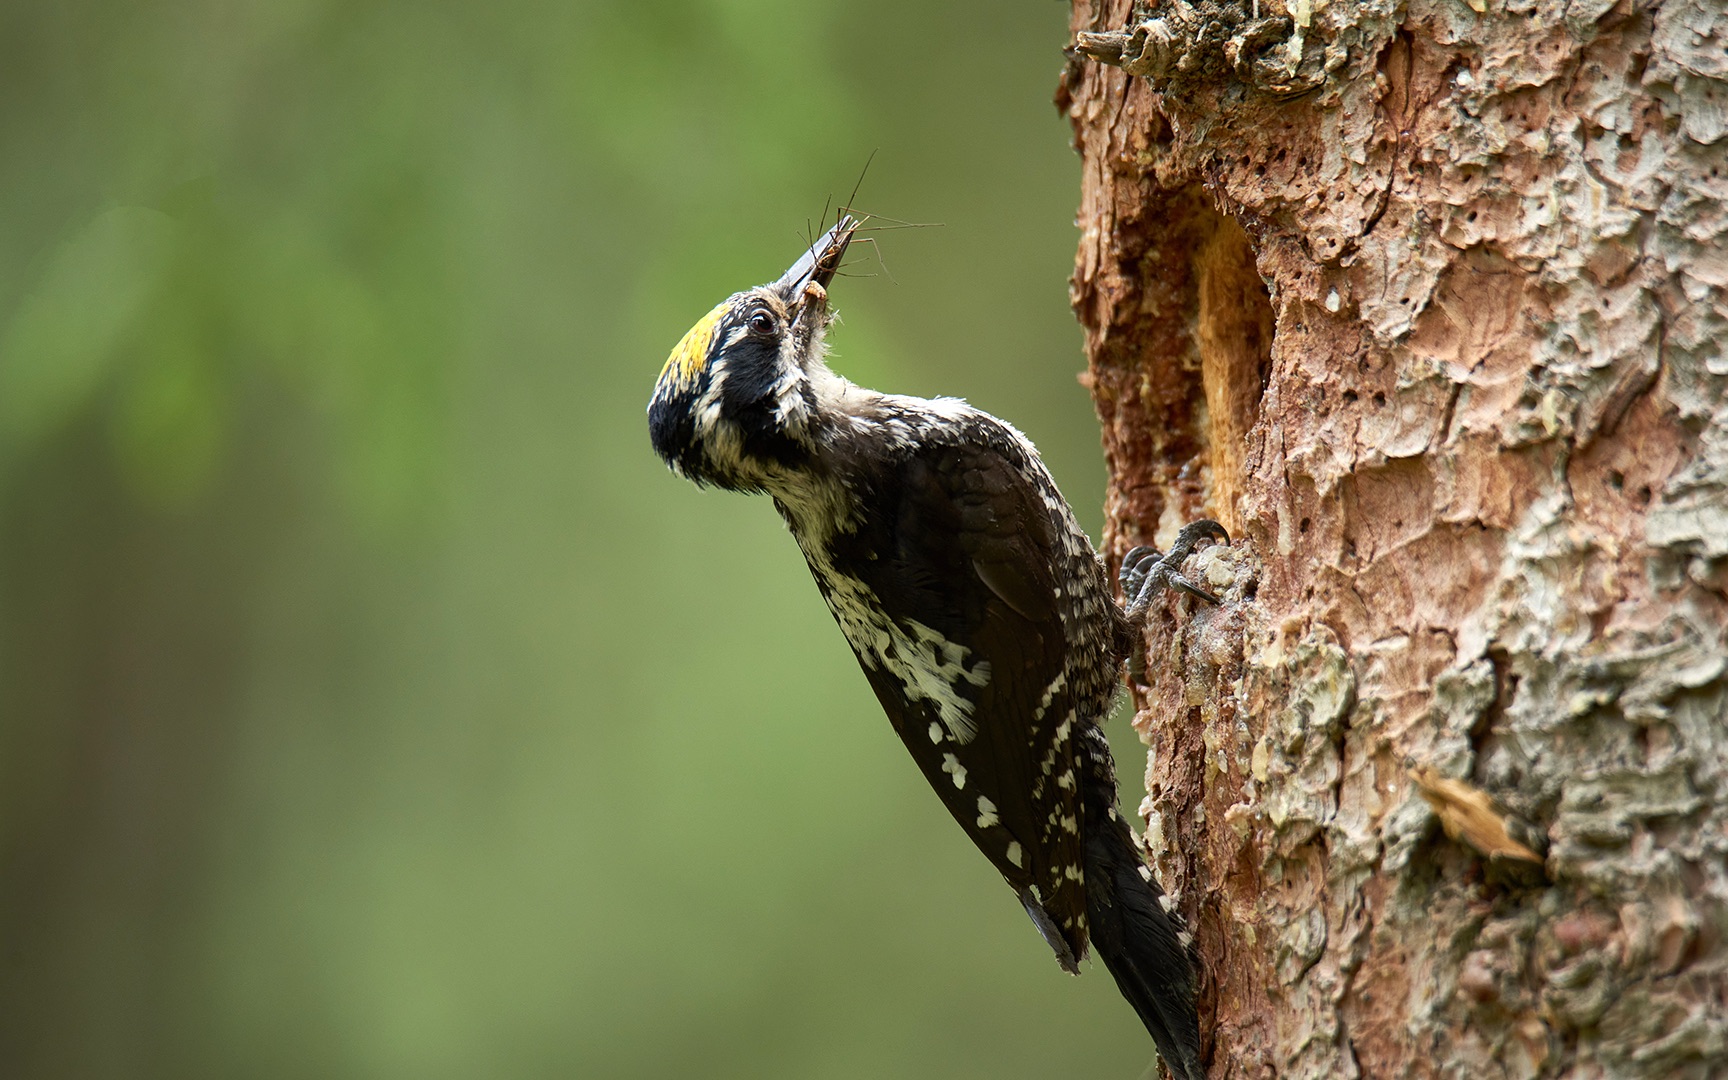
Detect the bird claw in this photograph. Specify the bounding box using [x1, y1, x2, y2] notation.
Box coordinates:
[1120, 520, 1228, 687]
[1120, 519, 1230, 622]
[1118, 545, 1159, 605]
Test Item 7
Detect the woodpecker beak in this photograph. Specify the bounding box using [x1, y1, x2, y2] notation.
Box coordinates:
[778, 215, 857, 356]
[776, 215, 858, 297]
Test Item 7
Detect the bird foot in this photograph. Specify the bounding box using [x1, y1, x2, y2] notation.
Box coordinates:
[1119, 520, 1229, 686]
[1119, 519, 1230, 621]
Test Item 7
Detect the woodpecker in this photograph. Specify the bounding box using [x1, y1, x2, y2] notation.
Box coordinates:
[647, 216, 1224, 1080]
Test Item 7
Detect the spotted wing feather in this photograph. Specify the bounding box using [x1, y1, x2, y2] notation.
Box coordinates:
[838, 440, 1091, 964]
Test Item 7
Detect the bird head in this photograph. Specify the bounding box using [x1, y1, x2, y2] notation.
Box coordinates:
[648, 216, 858, 491]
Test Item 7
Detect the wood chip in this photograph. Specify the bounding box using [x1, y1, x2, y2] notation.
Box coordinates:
[1410, 764, 1543, 864]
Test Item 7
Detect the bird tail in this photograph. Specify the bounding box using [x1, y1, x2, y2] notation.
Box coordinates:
[1084, 797, 1204, 1080]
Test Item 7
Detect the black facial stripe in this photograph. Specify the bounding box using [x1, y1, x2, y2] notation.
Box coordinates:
[647, 386, 702, 478]
[715, 337, 781, 417]
[707, 335, 803, 468]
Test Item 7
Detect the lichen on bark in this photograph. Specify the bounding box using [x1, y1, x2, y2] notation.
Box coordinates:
[1062, 0, 1728, 1075]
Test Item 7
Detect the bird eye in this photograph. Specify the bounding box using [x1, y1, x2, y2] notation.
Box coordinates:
[747, 309, 777, 337]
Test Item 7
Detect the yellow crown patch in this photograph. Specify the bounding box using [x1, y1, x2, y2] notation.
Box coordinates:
[660, 301, 729, 388]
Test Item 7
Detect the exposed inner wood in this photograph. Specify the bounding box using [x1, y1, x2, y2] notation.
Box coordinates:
[1195, 217, 1272, 538]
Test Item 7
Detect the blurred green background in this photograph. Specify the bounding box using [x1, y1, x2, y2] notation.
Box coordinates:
[0, 2, 1158, 1077]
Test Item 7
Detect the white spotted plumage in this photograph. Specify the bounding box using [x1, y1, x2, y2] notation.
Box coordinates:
[941, 753, 967, 790]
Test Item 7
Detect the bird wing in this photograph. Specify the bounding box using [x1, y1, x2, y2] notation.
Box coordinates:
[840, 438, 1091, 965]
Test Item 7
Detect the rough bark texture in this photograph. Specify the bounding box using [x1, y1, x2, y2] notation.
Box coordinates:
[1060, 1, 1728, 1077]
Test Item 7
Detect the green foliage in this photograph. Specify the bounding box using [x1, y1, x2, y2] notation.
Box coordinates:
[0, 2, 1153, 1077]
[0, 206, 176, 454]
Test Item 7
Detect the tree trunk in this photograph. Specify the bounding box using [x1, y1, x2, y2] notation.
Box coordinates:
[1059, 1, 1728, 1077]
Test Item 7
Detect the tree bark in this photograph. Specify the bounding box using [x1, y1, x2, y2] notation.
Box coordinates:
[1060, 1, 1728, 1077]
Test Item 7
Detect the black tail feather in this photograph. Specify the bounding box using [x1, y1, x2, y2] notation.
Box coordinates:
[1084, 807, 1203, 1080]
